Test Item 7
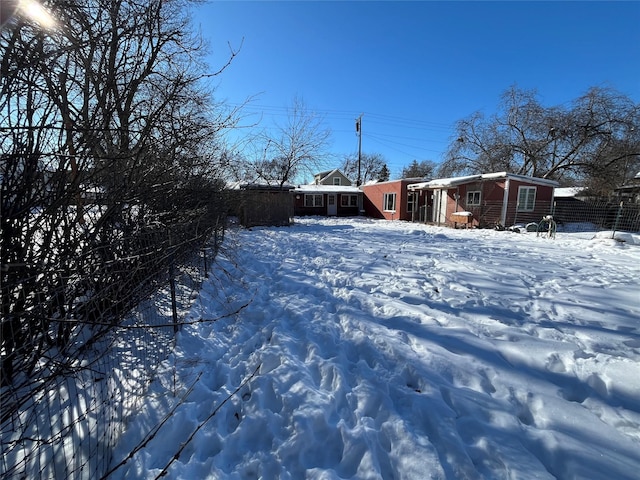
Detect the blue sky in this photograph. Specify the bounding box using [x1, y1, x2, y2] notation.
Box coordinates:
[196, 1, 640, 179]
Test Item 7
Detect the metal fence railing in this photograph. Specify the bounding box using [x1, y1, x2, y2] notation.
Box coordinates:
[416, 199, 640, 234]
[1, 222, 223, 480]
[552, 200, 640, 234]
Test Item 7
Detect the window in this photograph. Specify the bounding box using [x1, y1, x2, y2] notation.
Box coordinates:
[466, 190, 481, 206]
[517, 186, 536, 211]
[383, 193, 396, 212]
[341, 194, 358, 207]
[304, 194, 323, 207]
[333, 177, 341, 185]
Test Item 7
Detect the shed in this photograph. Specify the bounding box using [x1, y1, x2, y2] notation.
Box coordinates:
[409, 172, 559, 228]
[231, 184, 294, 227]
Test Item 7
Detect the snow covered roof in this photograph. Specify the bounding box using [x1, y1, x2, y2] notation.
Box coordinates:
[362, 177, 429, 187]
[554, 187, 585, 198]
[314, 169, 337, 181]
[408, 172, 559, 190]
[227, 181, 295, 191]
[409, 174, 482, 190]
[294, 184, 361, 194]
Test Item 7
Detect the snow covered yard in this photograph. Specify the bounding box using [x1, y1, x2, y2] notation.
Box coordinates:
[110, 217, 640, 480]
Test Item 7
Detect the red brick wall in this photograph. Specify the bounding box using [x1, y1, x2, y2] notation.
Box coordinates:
[362, 180, 425, 221]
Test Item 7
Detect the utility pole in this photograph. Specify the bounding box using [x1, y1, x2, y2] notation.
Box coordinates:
[356, 114, 363, 186]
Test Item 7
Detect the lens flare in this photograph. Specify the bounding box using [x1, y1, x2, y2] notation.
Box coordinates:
[19, 0, 56, 29]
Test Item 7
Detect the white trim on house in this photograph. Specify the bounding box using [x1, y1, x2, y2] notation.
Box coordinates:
[466, 190, 481, 206]
[383, 192, 397, 212]
[501, 178, 510, 226]
[517, 186, 537, 212]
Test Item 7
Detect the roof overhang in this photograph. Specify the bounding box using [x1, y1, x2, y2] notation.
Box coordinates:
[237, 183, 295, 191]
[294, 185, 361, 194]
[408, 172, 559, 191]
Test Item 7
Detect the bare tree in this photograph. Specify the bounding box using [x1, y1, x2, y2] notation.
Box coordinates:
[440, 85, 640, 193]
[252, 96, 331, 187]
[0, 0, 234, 401]
[1, 2, 245, 478]
[342, 152, 389, 183]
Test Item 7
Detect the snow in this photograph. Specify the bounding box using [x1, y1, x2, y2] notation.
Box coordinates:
[408, 172, 559, 190]
[110, 217, 640, 479]
[295, 184, 362, 194]
[553, 187, 584, 198]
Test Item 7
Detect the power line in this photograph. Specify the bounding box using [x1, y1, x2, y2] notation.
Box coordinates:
[225, 103, 456, 133]
[365, 133, 444, 157]
[366, 131, 450, 145]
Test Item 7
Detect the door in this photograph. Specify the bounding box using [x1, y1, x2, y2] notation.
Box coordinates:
[408, 192, 417, 221]
[327, 194, 337, 216]
[433, 189, 448, 224]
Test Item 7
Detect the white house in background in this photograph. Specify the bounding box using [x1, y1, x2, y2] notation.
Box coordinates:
[312, 169, 352, 186]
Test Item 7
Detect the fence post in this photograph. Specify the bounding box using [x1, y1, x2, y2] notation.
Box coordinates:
[169, 261, 179, 333]
[213, 221, 220, 256]
[167, 229, 179, 333]
[612, 201, 624, 239]
[203, 247, 209, 279]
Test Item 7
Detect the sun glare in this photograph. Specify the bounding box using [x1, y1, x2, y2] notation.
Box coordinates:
[19, 0, 56, 29]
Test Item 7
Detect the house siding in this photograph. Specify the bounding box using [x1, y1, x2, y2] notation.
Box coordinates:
[451, 180, 508, 227]
[442, 179, 554, 227]
[362, 179, 427, 221]
[408, 173, 558, 228]
[505, 179, 555, 225]
[314, 170, 353, 186]
[294, 193, 361, 217]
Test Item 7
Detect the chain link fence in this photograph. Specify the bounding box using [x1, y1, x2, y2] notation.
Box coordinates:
[552, 199, 640, 235]
[417, 199, 640, 235]
[1, 144, 228, 480]
[1, 229, 223, 480]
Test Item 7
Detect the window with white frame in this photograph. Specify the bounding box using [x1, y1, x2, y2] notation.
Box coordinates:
[383, 193, 396, 212]
[341, 194, 358, 207]
[304, 194, 323, 207]
[333, 177, 341, 185]
[517, 186, 536, 211]
[466, 190, 481, 207]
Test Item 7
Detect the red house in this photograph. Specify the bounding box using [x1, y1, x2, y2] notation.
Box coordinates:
[361, 178, 430, 221]
[408, 172, 559, 228]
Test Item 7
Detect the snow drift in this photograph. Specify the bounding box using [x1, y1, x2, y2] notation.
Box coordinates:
[110, 217, 640, 479]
